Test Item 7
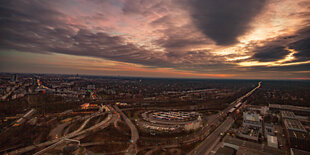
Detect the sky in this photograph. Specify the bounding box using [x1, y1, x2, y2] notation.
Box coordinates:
[0, 0, 310, 79]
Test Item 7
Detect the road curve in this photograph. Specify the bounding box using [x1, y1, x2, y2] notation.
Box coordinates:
[113, 105, 139, 155]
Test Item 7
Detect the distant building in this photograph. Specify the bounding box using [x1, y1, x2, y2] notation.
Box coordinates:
[116, 102, 128, 106]
[11, 74, 18, 82]
[87, 85, 95, 90]
[80, 103, 98, 109]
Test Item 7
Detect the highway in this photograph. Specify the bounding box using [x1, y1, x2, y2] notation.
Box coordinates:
[189, 81, 261, 155]
[190, 117, 234, 155]
[113, 105, 139, 155]
[5, 82, 261, 155]
[33, 112, 113, 155]
[48, 121, 70, 140]
[7, 105, 114, 155]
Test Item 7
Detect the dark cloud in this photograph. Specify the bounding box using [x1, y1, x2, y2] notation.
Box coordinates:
[150, 16, 213, 54]
[0, 0, 170, 68]
[247, 27, 310, 63]
[246, 63, 310, 72]
[188, 0, 266, 45]
[149, 15, 221, 64]
[1, 0, 309, 78]
[289, 37, 310, 62]
[0, 0, 228, 74]
[252, 46, 290, 62]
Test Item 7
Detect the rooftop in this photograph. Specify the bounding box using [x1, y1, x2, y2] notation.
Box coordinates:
[215, 146, 236, 155]
[269, 104, 310, 113]
[281, 111, 296, 119]
[264, 114, 277, 124]
[267, 135, 278, 145]
[236, 146, 273, 155]
[243, 111, 260, 122]
[290, 148, 310, 155]
[283, 119, 307, 133]
[287, 130, 310, 140]
[224, 137, 285, 155]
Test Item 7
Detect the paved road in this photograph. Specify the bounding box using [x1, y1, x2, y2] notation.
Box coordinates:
[80, 141, 130, 147]
[48, 122, 70, 140]
[33, 112, 112, 155]
[131, 82, 262, 149]
[190, 117, 234, 155]
[7, 108, 113, 155]
[189, 81, 261, 155]
[113, 105, 139, 155]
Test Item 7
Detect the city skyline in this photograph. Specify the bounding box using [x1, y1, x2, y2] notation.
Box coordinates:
[1, 0, 310, 79]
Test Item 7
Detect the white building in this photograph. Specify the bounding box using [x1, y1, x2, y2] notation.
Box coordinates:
[243, 111, 262, 131]
[267, 135, 278, 148]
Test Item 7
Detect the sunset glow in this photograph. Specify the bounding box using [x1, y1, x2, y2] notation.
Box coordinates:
[0, 0, 309, 79]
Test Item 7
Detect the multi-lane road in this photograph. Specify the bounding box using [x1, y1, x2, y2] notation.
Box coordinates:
[190, 117, 234, 155]
[189, 81, 261, 155]
[4, 82, 261, 155]
[6, 105, 115, 155]
[113, 105, 139, 155]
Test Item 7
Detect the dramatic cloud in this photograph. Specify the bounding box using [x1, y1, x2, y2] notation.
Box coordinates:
[0, 0, 310, 79]
[246, 27, 310, 64]
[252, 46, 290, 62]
[289, 37, 310, 62]
[0, 0, 169, 68]
[189, 0, 266, 45]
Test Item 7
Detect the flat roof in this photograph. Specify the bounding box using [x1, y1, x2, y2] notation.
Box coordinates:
[288, 130, 309, 140]
[269, 104, 310, 113]
[244, 111, 260, 122]
[237, 146, 273, 155]
[267, 135, 278, 144]
[224, 137, 285, 155]
[281, 111, 296, 119]
[283, 119, 307, 133]
[290, 148, 310, 155]
[215, 146, 235, 155]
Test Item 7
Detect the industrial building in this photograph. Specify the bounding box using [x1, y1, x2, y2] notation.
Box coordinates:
[221, 136, 284, 155]
[281, 111, 297, 120]
[267, 135, 278, 148]
[282, 118, 310, 151]
[269, 104, 310, 116]
[263, 115, 276, 137]
[285, 130, 310, 151]
[283, 119, 307, 133]
[243, 111, 262, 131]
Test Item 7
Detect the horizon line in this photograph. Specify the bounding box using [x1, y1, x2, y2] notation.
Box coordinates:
[1, 71, 310, 81]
